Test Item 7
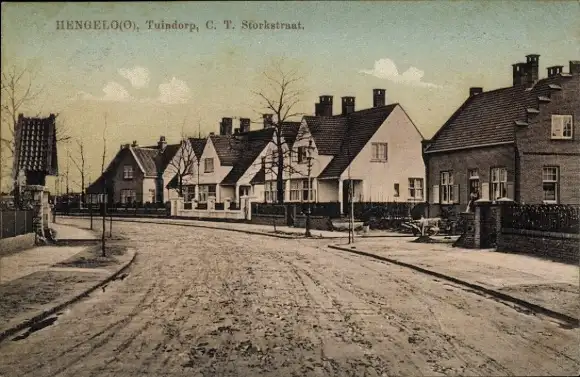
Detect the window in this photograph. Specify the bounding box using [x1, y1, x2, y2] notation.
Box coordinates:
[198, 184, 216, 202]
[440, 171, 454, 204]
[542, 167, 559, 203]
[148, 189, 156, 203]
[204, 158, 214, 173]
[468, 169, 480, 195]
[393, 183, 400, 197]
[491, 167, 507, 200]
[551, 115, 573, 139]
[123, 165, 133, 179]
[265, 181, 285, 203]
[371, 143, 388, 161]
[120, 189, 136, 204]
[408, 178, 424, 200]
[289, 179, 314, 202]
[297, 146, 308, 164]
[183, 185, 195, 202]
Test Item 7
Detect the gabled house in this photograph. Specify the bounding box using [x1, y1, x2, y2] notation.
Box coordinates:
[187, 117, 293, 205]
[423, 55, 580, 217]
[263, 90, 426, 214]
[164, 137, 206, 201]
[87, 136, 179, 204]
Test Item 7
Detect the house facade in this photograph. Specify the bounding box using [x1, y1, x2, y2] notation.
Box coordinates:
[423, 55, 580, 217]
[263, 90, 426, 213]
[87, 136, 179, 204]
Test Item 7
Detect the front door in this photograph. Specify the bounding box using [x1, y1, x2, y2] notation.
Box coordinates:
[239, 186, 250, 207]
[342, 180, 351, 215]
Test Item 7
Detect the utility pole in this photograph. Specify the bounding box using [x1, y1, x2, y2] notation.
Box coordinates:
[101, 181, 106, 257]
[305, 139, 314, 237]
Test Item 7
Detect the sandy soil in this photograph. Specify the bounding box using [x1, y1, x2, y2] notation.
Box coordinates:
[0, 220, 578, 377]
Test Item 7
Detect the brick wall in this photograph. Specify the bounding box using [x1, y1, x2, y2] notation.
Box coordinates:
[425, 144, 516, 217]
[452, 212, 475, 248]
[497, 230, 579, 265]
[516, 74, 580, 205]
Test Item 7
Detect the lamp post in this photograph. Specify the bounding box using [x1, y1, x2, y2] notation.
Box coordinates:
[305, 139, 314, 238]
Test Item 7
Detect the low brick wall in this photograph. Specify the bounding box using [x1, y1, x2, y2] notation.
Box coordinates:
[453, 212, 475, 248]
[250, 214, 286, 227]
[0, 233, 36, 256]
[497, 228, 579, 265]
[293, 215, 333, 231]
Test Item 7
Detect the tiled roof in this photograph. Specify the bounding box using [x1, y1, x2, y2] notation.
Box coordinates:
[188, 138, 207, 160]
[425, 75, 566, 153]
[165, 173, 179, 189]
[220, 128, 275, 185]
[131, 147, 159, 176]
[13, 114, 58, 176]
[250, 166, 266, 184]
[303, 116, 348, 155]
[280, 122, 301, 148]
[158, 144, 180, 171]
[316, 105, 398, 179]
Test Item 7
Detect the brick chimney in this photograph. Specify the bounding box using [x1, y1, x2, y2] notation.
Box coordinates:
[317, 95, 333, 116]
[263, 114, 273, 128]
[570, 60, 580, 75]
[512, 62, 528, 86]
[240, 118, 251, 133]
[547, 66, 563, 78]
[157, 136, 167, 151]
[373, 89, 386, 107]
[131, 140, 139, 147]
[314, 103, 323, 116]
[526, 54, 540, 83]
[341, 96, 355, 115]
[469, 87, 483, 97]
[219, 117, 233, 135]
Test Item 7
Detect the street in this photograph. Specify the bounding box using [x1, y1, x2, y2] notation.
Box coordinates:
[0, 221, 578, 377]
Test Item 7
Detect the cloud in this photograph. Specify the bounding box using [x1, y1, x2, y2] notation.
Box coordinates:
[359, 58, 441, 88]
[118, 66, 150, 89]
[157, 77, 191, 104]
[76, 81, 131, 102]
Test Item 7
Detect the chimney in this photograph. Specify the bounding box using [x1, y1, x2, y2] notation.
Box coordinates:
[123, 143, 131, 149]
[131, 140, 139, 147]
[314, 103, 323, 116]
[319, 95, 333, 116]
[263, 114, 273, 128]
[547, 66, 564, 78]
[157, 136, 167, 151]
[373, 89, 386, 107]
[526, 54, 540, 83]
[341, 96, 355, 115]
[512, 62, 528, 86]
[234, 128, 240, 135]
[570, 60, 580, 75]
[240, 118, 251, 133]
[209, 132, 215, 136]
[219, 117, 233, 135]
[469, 87, 483, 97]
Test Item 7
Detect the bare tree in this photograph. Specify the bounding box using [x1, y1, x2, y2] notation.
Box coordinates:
[1, 66, 71, 193]
[69, 136, 88, 203]
[101, 114, 108, 174]
[246, 60, 306, 204]
[167, 132, 197, 198]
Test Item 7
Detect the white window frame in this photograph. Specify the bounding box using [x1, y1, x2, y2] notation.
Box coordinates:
[408, 178, 424, 200]
[468, 169, 480, 194]
[148, 189, 156, 203]
[371, 142, 388, 161]
[542, 166, 559, 204]
[121, 189, 136, 204]
[394, 183, 400, 198]
[551, 115, 573, 140]
[204, 158, 214, 173]
[288, 179, 314, 202]
[297, 147, 307, 164]
[198, 184, 216, 202]
[265, 181, 283, 203]
[491, 167, 507, 200]
[123, 165, 134, 179]
[440, 171, 454, 204]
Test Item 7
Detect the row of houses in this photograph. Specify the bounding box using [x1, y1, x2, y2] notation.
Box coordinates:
[87, 54, 580, 216]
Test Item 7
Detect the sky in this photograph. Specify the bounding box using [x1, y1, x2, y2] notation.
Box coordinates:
[1, 1, 579, 193]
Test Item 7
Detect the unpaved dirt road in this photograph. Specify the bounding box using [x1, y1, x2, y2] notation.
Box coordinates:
[1, 221, 578, 377]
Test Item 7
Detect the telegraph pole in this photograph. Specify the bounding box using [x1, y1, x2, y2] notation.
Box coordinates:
[305, 139, 313, 237]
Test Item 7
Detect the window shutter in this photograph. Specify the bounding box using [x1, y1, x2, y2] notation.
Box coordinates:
[432, 185, 440, 204]
[552, 116, 563, 137]
[506, 181, 515, 200]
[481, 182, 490, 200]
[453, 184, 460, 204]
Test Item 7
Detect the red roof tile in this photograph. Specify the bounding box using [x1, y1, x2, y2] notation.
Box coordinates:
[13, 114, 58, 177]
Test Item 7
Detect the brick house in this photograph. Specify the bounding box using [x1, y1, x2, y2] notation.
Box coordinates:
[423, 55, 580, 218]
[87, 136, 179, 204]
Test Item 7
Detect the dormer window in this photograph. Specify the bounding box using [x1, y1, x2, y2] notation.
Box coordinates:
[204, 158, 214, 173]
[297, 146, 307, 164]
[551, 115, 573, 139]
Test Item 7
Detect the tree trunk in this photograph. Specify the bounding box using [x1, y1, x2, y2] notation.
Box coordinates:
[276, 136, 284, 204]
[178, 175, 183, 197]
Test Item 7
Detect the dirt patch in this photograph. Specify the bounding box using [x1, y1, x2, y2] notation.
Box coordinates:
[53, 244, 129, 269]
[498, 283, 580, 320]
[0, 270, 104, 324]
